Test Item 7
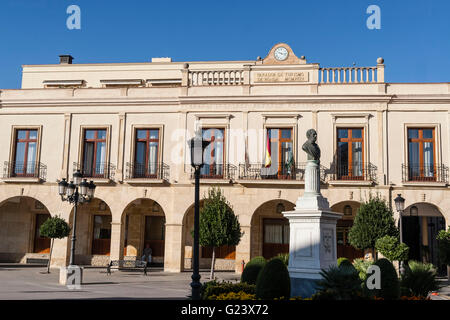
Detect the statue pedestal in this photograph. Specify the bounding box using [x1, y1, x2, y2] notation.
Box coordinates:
[283, 160, 342, 297]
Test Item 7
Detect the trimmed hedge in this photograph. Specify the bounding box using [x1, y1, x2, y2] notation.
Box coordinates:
[255, 258, 291, 299]
[201, 281, 256, 300]
[353, 258, 374, 281]
[337, 257, 352, 268]
[274, 253, 289, 266]
[208, 291, 256, 300]
[241, 256, 266, 285]
[367, 258, 400, 300]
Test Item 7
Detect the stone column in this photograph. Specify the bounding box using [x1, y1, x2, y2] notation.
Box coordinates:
[235, 225, 251, 273]
[60, 113, 72, 180]
[295, 161, 329, 209]
[242, 65, 251, 95]
[116, 113, 126, 183]
[181, 63, 189, 96]
[164, 224, 184, 272]
[109, 221, 124, 261]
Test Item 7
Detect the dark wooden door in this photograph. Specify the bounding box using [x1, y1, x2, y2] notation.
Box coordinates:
[337, 222, 363, 261]
[263, 218, 289, 260]
[34, 214, 51, 253]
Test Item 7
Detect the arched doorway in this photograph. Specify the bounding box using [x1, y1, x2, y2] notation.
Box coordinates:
[0, 196, 51, 263]
[403, 203, 447, 276]
[121, 198, 166, 266]
[331, 201, 364, 262]
[182, 200, 236, 271]
[68, 197, 112, 266]
[250, 200, 294, 260]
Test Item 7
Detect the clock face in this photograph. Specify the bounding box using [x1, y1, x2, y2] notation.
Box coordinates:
[274, 47, 289, 61]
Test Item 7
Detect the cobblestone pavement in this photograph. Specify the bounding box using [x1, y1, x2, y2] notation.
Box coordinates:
[0, 265, 240, 300]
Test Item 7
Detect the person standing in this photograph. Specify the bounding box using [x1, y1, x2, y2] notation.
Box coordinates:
[142, 244, 152, 267]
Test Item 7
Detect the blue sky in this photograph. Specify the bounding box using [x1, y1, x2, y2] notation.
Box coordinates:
[0, 0, 449, 88]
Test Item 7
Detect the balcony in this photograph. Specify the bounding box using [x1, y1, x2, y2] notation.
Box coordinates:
[329, 163, 377, 185]
[238, 163, 326, 185]
[125, 162, 170, 184]
[402, 164, 448, 185]
[73, 162, 115, 182]
[2, 161, 47, 182]
[190, 164, 237, 182]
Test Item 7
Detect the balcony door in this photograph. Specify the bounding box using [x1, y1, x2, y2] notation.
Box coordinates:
[337, 128, 364, 180]
[265, 128, 293, 178]
[201, 128, 224, 178]
[407, 128, 435, 181]
[82, 129, 107, 178]
[135, 129, 159, 178]
[13, 129, 38, 177]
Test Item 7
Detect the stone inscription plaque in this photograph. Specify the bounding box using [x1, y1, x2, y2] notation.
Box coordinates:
[254, 71, 309, 83]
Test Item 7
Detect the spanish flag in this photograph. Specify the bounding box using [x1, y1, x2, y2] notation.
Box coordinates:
[264, 132, 271, 167]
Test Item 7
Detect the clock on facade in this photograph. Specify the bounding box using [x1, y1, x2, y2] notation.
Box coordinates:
[274, 47, 289, 61]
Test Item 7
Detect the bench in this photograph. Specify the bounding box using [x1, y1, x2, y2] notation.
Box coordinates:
[106, 260, 148, 275]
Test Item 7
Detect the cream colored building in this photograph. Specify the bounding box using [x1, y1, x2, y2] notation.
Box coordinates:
[0, 43, 449, 275]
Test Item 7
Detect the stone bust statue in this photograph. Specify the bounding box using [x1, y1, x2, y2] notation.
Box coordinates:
[302, 129, 321, 162]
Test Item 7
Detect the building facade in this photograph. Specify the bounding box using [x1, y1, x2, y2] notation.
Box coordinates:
[0, 43, 449, 274]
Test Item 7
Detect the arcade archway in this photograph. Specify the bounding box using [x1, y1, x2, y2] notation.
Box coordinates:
[68, 197, 112, 265]
[121, 198, 166, 265]
[403, 202, 447, 275]
[0, 196, 51, 262]
[182, 200, 236, 271]
[250, 199, 294, 260]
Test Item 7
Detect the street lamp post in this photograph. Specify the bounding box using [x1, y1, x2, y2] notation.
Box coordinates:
[58, 170, 96, 266]
[188, 132, 211, 300]
[394, 193, 406, 275]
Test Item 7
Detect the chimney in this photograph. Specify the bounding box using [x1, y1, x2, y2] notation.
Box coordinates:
[59, 55, 74, 64]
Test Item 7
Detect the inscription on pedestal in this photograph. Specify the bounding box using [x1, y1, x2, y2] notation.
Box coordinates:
[322, 229, 334, 260]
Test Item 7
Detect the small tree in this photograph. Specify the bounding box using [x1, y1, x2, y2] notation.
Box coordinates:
[39, 216, 71, 273]
[375, 235, 409, 262]
[196, 187, 243, 280]
[348, 195, 398, 259]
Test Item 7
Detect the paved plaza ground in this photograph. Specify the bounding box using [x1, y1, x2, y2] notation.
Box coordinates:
[0, 264, 240, 300]
[0, 264, 448, 300]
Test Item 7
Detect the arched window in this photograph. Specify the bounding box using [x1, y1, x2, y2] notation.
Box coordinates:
[344, 205, 352, 216]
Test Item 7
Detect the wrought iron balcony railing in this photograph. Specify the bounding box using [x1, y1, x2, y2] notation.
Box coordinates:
[402, 164, 449, 183]
[331, 163, 377, 182]
[125, 162, 169, 181]
[238, 162, 327, 182]
[3, 161, 47, 180]
[73, 162, 115, 180]
[190, 164, 237, 180]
